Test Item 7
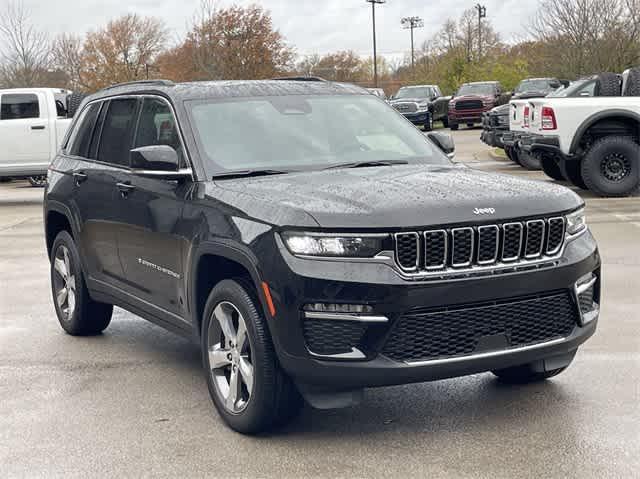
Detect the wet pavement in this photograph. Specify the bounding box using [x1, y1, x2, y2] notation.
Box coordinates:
[1, 130, 638, 478]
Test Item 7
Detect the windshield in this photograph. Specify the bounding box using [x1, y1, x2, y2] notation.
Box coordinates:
[187, 95, 449, 175]
[395, 87, 434, 99]
[456, 84, 496, 96]
[547, 79, 596, 98]
[515, 79, 556, 93]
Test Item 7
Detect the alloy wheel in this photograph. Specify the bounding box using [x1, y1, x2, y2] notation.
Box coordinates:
[52, 245, 76, 321]
[207, 301, 254, 414]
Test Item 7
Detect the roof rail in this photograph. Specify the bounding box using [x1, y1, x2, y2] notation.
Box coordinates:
[272, 76, 326, 82]
[101, 79, 175, 92]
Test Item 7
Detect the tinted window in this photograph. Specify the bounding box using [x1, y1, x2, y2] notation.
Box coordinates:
[97, 98, 138, 166]
[134, 98, 185, 167]
[1, 94, 40, 120]
[68, 103, 101, 158]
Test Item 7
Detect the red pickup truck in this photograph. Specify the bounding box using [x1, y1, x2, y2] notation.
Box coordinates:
[448, 81, 504, 130]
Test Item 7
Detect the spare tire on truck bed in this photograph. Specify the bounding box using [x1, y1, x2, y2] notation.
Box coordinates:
[623, 67, 640, 96]
[66, 92, 87, 118]
[596, 72, 622, 97]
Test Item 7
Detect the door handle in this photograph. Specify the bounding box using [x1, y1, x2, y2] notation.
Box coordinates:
[73, 172, 88, 185]
[116, 182, 136, 198]
[31, 125, 46, 130]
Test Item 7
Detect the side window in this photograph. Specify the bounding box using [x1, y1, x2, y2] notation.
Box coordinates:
[97, 98, 138, 167]
[68, 103, 101, 158]
[134, 98, 185, 167]
[1, 94, 40, 120]
[576, 81, 597, 97]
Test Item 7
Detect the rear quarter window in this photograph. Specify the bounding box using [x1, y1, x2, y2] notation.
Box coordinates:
[67, 103, 101, 158]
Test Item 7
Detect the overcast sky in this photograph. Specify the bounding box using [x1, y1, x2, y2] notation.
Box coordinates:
[23, 0, 540, 59]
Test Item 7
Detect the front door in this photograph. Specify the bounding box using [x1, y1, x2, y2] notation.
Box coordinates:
[114, 97, 190, 318]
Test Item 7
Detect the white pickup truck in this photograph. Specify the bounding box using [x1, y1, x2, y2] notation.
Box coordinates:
[506, 71, 640, 197]
[0, 88, 83, 186]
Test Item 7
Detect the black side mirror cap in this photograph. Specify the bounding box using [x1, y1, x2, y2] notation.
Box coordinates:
[427, 131, 455, 159]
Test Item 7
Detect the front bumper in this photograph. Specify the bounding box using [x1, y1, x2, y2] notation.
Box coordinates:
[401, 111, 431, 126]
[449, 107, 492, 124]
[266, 231, 601, 390]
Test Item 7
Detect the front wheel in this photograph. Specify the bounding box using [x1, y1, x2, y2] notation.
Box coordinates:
[423, 114, 433, 132]
[28, 175, 47, 187]
[202, 279, 302, 434]
[560, 160, 588, 190]
[450, 122, 459, 131]
[517, 151, 542, 170]
[442, 116, 449, 128]
[541, 156, 565, 181]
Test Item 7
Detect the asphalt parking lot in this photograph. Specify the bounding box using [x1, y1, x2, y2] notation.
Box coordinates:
[1, 129, 638, 478]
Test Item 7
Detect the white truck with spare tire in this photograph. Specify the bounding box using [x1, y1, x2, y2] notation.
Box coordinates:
[0, 88, 84, 186]
[515, 70, 640, 196]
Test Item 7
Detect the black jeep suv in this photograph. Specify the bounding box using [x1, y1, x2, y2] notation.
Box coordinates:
[44, 79, 601, 434]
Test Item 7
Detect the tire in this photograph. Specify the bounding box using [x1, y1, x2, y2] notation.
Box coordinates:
[581, 136, 640, 197]
[424, 113, 433, 132]
[201, 279, 302, 434]
[442, 116, 449, 128]
[541, 156, 565, 181]
[517, 150, 542, 170]
[450, 122, 459, 131]
[623, 67, 640, 96]
[493, 364, 569, 384]
[466, 123, 475, 128]
[560, 160, 588, 189]
[50, 231, 113, 336]
[66, 92, 87, 118]
[504, 146, 518, 163]
[596, 72, 621, 97]
[0, 177, 12, 183]
[28, 175, 47, 187]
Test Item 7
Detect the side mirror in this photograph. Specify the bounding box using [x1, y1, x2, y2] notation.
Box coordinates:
[427, 131, 455, 159]
[130, 145, 191, 179]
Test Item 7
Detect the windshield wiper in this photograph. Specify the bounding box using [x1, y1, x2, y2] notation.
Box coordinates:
[324, 160, 409, 170]
[212, 169, 288, 180]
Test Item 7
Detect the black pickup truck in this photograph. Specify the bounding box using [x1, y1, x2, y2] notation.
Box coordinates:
[44, 79, 600, 434]
[389, 85, 451, 130]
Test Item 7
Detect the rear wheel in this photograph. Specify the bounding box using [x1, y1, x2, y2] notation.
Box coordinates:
[50, 231, 112, 336]
[560, 160, 588, 189]
[581, 136, 640, 197]
[28, 175, 47, 187]
[202, 279, 302, 434]
[541, 156, 565, 181]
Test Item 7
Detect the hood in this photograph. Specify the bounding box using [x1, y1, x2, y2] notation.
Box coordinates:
[512, 91, 550, 100]
[390, 98, 430, 104]
[490, 104, 510, 116]
[209, 165, 582, 229]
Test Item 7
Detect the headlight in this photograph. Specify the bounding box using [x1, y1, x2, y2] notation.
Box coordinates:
[417, 102, 430, 111]
[566, 208, 587, 236]
[282, 233, 386, 257]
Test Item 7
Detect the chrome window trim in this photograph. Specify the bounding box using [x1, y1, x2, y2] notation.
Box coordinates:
[477, 225, 500, 265]
[546, 217, 566, 255]
[62, 94, 195, 181]
[451, 227, 474, 268]
[424, 230, 447, 270]
[502, 222, 523, 262]
[525, 220, 546, 259]
[394, 232, 420, 272]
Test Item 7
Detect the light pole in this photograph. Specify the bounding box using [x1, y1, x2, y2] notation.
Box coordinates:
[475, 4, 487, 59]
[401, 16, 424, 71]
[366, 0, 386, 87]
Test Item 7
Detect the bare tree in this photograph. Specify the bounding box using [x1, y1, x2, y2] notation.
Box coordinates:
[51, 34, 85, 91]
[0, 1, 51, 87]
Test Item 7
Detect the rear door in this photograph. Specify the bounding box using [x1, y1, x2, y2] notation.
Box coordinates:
[0, 92, 50, 173]
[71, 98, 139, 288]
